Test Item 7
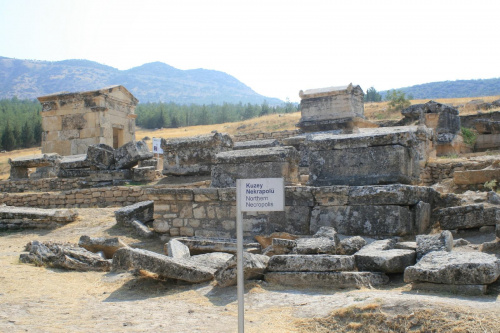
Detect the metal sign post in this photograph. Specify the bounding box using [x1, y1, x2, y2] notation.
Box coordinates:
[236, 178, 285, 333]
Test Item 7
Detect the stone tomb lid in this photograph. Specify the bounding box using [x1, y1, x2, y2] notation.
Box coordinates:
[305, 126, 432, 150]
[37, 85, 138, 105]
[215, 146, 298, 164]
[162, 132, 233, 150]
[299, 83, 362, 100]
[9, 153, 61, 167]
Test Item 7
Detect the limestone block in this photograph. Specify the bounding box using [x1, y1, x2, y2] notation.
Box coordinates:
[347, 185, 435, 206]
[125, 219, 154, 238]
[165, 239, 191, 259]
[211, 146, 299, 188]
[114, 200, 154, 225]
[78, 235, 128, 259]
[111, 247, 214, 283]
[152, 220, 170, 233]
[265, 271, 389, 288]
[311, 186, 349, 206]
[454, 169, 500, 185]
[233, 139, 280, 150]
[475, 134, 500, 150]
[293, 237, 337, 254]
[187, 253, 232, 272]
[215, 253, 269, 287]
[114, 140, 153, 169]
[474, 119, 500, 134]
[59, 154, 90, 169]
[410, 282, 487, 296]
[416, 231, 453, 260]
[86, 143, 115, 170]
[267, 254, 355, 272]
[355, 239, 416, 273]
[311, 205, 413, 237]
[338, 236, 366, 255]
[437, 204, 500, 230]
[175, 237, 260, 254]
[42, 115, 62, 131]
[404, 251, 500, 285]
[271, 238, 297, 254]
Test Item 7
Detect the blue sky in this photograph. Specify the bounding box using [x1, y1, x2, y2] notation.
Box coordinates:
[1, 0, 499, 102]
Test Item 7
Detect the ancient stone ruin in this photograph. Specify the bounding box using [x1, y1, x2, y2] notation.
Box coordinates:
[38, 85, 138, 156]
[2, 83, 499, 298]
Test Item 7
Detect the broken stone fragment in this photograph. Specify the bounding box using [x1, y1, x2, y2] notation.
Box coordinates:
[337, 236, 366, 255]
[114, 140, 153, 169]
[111, 247, 214, 283]
[114, 201, 154, 226]
[416, 230, 453, 260]
[271, 238, 296, 255]
[78, 235, 129, 259]
[267, 254, 355, 272]
[187, 252, 232, 272]
[86, 143, 115, 170]
[20, 240, 111, 272]
[214, 252, 269, 287]
[404, 251, 500, 285]
[254, 232, 298, 249]
[165, 239, 191, 259]
[354, 239, 416, 273]
[126, 219, 155, 238]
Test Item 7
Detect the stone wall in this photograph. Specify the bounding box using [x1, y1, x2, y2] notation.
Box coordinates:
[0, 186, 148, 208]
[233, 130, 301, 142]
[0, 177, 85, 193]
[148, 185, 439, 239]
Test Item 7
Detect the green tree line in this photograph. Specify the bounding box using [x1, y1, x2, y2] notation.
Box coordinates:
[0, 97, 43, 151]
[135, 100, 299, 129]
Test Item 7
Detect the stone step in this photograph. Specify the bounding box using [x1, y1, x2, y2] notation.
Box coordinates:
[267, 254, 355, 272]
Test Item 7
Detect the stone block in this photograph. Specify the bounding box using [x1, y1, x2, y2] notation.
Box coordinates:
[416, 231, 453, 260]
[233, 139, 280, 150]
[338, 236, 366, 255]
[310, 205, 413, 237]
[78, 235, 129, 259]
[355, 239, 416, 273]
[437, 204, 500, 230]
[126, 219, 154, 238]
[114, 200, 154, 225]
[86, 144, 115, 170]
[267, 254, 355, 272]
[265, 271, 389, 288]
[112, 247, 214, 283]
[293, 237, 337, 254]
[311, 186, 349, 206]
[114, 140, 153, 169]
[165, 239, 191, 259]
[410, 282, 487, 296]
[454, 169, 500, 185]
[215, 253, 269, 287]
[211, 146, 299, 188]
[404, 251, 500, 285]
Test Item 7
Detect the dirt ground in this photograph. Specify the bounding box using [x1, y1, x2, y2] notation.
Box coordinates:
[1, 208, 499, 332]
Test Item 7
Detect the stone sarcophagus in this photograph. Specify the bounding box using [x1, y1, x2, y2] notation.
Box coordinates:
[298, 83, 374, 133]
[161, 132, 233, 176]
[211, 146, 300, 188]
[306, 126, 433, 186]
[38, 85, 138, 156]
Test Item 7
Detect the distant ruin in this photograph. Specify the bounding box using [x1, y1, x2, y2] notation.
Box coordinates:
[38, 85, 138, 156]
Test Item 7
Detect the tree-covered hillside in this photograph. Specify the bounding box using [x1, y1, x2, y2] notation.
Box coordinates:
[381, 78, 500, 99]
[0, 98, 42, 151]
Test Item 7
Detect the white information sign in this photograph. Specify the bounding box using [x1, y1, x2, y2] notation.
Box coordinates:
[152, 137, 163, 154]
[237, 178, 284, 212]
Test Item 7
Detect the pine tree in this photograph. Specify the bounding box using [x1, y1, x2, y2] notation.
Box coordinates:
[1, 121, 16, 151]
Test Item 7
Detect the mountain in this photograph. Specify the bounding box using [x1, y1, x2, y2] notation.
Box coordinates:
[381, 78, 500, 100]
[0, 56, 283, 105]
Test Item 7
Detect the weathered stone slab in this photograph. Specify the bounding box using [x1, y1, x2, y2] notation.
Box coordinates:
[211, 146, 300, 188]
[162, 132, 233, 176]
[87, 144, 115, 170]
[311, 205, 413, 237]
[114, 200, 154, 225]
[305, 127, 428, 186]
[480, 240, 500, 254]
[187, 252, 233, 272]
[165, 239, 191, 259]
[474, 119, 500, 134]
[0, 206, 78, 230]
[114, 140, 153, 169]
[437, 204, 500, 230]
[233, 139, 280, 150]
[265, 271, 389, 288]
[20, 240, 111, 272]
[267, 254, 355, 272]
[78, 235, 129, 259]
[126, 219, 154, 238]
[132, 166, 156, 182]
[347, 185, 435, 206]
[175, 237, 260, 254]
[255, 232, 299, 249]
[355, 239, 416, 273]
[416, 231, 453, 260]
[404, 251, 500, 285]
[410, 282, 488, 296]
[9, 153, 61, 179]
[271, 238, 297, 255]
[215, 253, 269, 287]
[338, 236, 366, 255]
[59, 154, 90, 169]
[58, 168, 91, 178]
[111, 247, 215, 283]
[293, 237, 337, 254]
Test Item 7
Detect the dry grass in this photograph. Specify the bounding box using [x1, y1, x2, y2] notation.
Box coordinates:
[295, 303, 500, 333]
[0, 147, 41, 180]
